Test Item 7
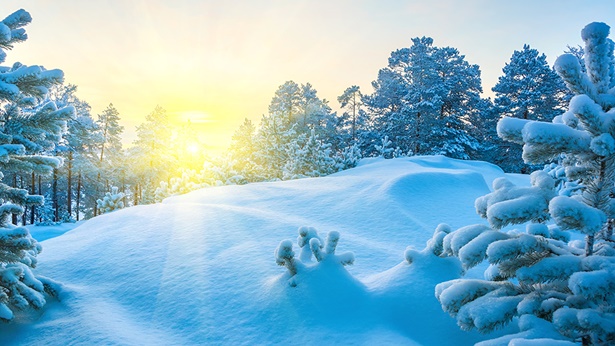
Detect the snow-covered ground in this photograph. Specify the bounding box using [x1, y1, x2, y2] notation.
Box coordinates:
[0, 156, 529, 345]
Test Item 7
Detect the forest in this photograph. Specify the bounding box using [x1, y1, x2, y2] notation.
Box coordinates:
[1, 6, 615, 346]
[0, 13, 575, 225]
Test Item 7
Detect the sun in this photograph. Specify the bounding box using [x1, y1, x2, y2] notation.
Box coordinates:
[186, 143, 199, 154]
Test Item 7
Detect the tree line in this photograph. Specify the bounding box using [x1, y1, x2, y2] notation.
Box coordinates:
[1, 15, 577, 226]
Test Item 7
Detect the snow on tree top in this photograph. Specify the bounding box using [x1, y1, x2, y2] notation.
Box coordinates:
[581, 22, 610, 41]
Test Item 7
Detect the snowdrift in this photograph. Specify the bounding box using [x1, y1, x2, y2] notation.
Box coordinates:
[0, 156, 525, 345]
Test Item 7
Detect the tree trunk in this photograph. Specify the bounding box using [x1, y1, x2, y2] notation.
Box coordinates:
[122, 175, 127, 208]
[30, 172, 35, 225]
[585, 234, 595, 256]
[67, 151, 73, 220]
[38, 175, 42, 223]
[53, 168, 58, 222]
[20, 175, 26, 226]
[415, 112, 421, 155]
[76, 172, 82, 221]
[134, 183, 140, 206]
[12, 174, 17, 225]
[94, 172, 101, 217]
[352, 93, 356, 141]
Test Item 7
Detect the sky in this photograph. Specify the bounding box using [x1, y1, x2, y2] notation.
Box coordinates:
[0, 0, 613, 154]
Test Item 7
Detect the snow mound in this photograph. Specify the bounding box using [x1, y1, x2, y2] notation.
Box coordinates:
[0, 156, 524, 345]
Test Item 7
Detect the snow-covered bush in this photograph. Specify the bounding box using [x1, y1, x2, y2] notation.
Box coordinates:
[275, 227, 354, 286]
[283, 130, 338, 180]
[434, 22, 615, 345]
[375, 136, 394, 158]
[154, 170, 205, 202]
[0, 226, 50, 321]
[96, 186, 125, 214]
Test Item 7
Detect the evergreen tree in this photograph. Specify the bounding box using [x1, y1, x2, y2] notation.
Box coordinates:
[48, 84, 99, 222]
[492, 44, 570, 172]
[228, 118, 259, 182]
[96, 186, 124, 214]
[252, 111, 297, 180]
[434, 22, 615, 345]
[337, 85, 363, 143]
[283, 130, 338, 180]
[362, 37, 482, 159]
[0, 8, 68, 321]
[95, 104, 123, 180]
[129, 105, 175, 204]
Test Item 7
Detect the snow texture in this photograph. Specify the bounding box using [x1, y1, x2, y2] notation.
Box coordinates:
[0, 156, 521, 345]
[549, 196, 606, 235]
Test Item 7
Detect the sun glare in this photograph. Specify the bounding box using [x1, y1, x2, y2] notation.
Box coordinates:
[186, 143, 199, 154]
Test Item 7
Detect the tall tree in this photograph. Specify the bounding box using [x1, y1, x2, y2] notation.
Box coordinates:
[337, 85, 363, 143]
[49, 84, 99, 221]
[129, 105, 175, 204]
[93, 104, 123, 215]
[363, 37, 482, 159]
[228, 118, 259, 181]
[0, 8, 69, 321]
[492, 44, 569, 172]
[435, 22, 615, 345]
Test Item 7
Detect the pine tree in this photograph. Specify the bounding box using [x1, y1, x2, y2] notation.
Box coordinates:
[492, 44, 570, 172]
[337, 85, 363, 144]
[362, 37, 482, 159]
[0, 9, 69, 321]
[129, 105, 175, 204]
[434, 22, 615, 345]
[228, 118, 259, 182]
[253, 111, 297, 180]
[93, 104, 124, 215]
[48, 84, 99, 222]
[95, 186, 124, 214]
[283, 130, 338, 180]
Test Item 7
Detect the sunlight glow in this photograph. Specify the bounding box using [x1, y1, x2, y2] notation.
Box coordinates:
[180, 111, 211, 124]
[186, 143, 199, 155]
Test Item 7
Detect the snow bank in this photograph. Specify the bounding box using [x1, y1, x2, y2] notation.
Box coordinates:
[0, 156, 525, 345]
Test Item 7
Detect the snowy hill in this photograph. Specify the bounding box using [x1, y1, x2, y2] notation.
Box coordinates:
[0, 156, 528, 345]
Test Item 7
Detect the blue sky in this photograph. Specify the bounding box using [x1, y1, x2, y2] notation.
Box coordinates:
[0, 0, 613, 151]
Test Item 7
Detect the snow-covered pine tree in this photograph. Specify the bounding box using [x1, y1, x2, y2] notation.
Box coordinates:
[492, 44, 570, 172]
[362, 37, 482, 159]
[228, 118, 259, 182]
[96, 186, 124, 214]
[337, 85, 363, 144]
[129, 105, 176, 204]
[0, 8, 70, 321]
[48, 83, 99, 222]
[252, 81, 343, 180]
[375, 135, 394, 158]
[283, 130, 338, 180]
[154, 169, 206, 202]
[434, 22, 615, 345]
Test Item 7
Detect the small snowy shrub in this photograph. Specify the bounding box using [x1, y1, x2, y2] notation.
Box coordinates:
[375, 135, 394, 158]
[435, 22, 615, 345]
[96, 186, 125, 214]
[275, 227, 354, 286]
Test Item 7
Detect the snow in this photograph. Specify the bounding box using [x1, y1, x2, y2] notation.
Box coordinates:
[0, 156, 526, 345]
[549, 196, 606, 235]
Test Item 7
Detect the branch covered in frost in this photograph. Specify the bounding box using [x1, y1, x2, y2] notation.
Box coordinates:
[309, 231, 354, 266]
[549, 196, 606, 235]
[274, 228, 355, 286]
[275, 240, 298, 276]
